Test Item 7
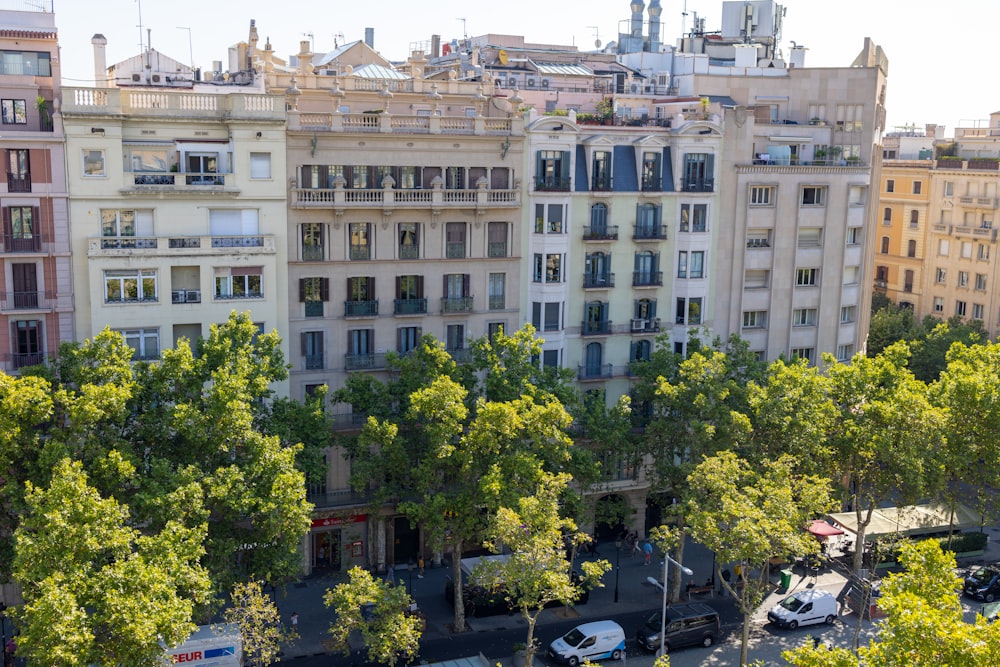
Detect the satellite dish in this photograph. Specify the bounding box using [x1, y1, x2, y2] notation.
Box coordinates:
[595, 39, 602, 48]
[498, 49, 508, 65]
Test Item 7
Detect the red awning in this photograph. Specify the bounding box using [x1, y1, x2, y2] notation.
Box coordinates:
[808, 520, 845, 538]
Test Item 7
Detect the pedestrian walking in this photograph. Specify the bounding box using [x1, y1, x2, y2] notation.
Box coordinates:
[387, 563, 395, 584]
[290, 612, 299, 632]
[643, 540, 653, 565]
[417, 556, 425, 578]
[630, 531, 641, 557]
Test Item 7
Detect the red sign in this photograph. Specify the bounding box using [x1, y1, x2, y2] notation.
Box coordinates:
[312, 514, 367, 528]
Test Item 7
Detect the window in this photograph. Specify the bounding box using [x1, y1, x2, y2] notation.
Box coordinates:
[446, 324, 466, 353]
[982, 219, 993, 230]
[749, 186, 773, 206]
[398, 222, 420, 259]
[979, 244, 991, 260]
[641, 151, 662, 190]
[849, 185, 866, 205]
[583, 301, 609, 334]
[689, 251, 705, 278]
[546, 204, 564, 233]
[912, 181, 922, 194]
[796, 268, 818, 286]
[302, 222, 325, 260]
[976, 273, 988, 291]
[6, 148, 29, 192]
[585, 252, 612, 287]
[117, 328, 159, 361]
[544, 302, 561, 331]
[956, 300, 967, 317]
[907, 240, 917, 258]
[933, 297, 944, 313]
[536, 150, 570, 190]
[4, 206, 38, 252]
[397, 326, 422, 354]
[677, 251, 687, 278]
[682, 153, 714, 191]
[442, 273, 471, 311]
[909, 210, 919, 227]
[801, 186, 826, 206]
[790, 347, 814, 363]
[487, 221, 508, 257]
[535, 254, 563, 283]
[938, 239, 950, 256]
[886, 179, 895, 193]
[589, 203, 609, 237]
[904, 269, 914, 292]
[936, 268, 947, 284]
[487, 321, 505, 342]
[542, 349, 560, 368]
[798, 228, 821, 247]
[489, 273, 505, 310]
[349, 222, 371, 260]
[1, 99, 25, 124]
[347, 328, 374, 358]
[742, 310, 767, 329]
[633, 251, 660, 286]
[844, 266, 859, 284]
[883, 208, 892, 224]
[446, 222, 466, 258]
[592, 150, 612, 190]
[0, 50, 50, 76]
[445, 166, 465, 190]
[299, 277, 329, 317]
[215, 266, 263, 299]
[345, 276, 377, 316]
[959, 271, 969, 288]
[394, 275, 425, 314]
[634, 298, 657, 321]
[83, 149, 106, 176]
[631, 339, 652, 363]
[249, 152, 271, 179]
[680, 203, 707, 232]
[583, 342, 605, 376]
[880, 236, 889, 254]
[744, 269, 769, 289]
[105, 269, 157, 303]
[846, 227, 860, 245]
[973, 303, 985, 320]
[962, 242, 972, 259]
[944, 181, 954, 196]
[793, 308, 817, 326]
[636, 203, 663, 238]
[837, 344, 854, 362]
[100, 209, 153, 249]
[302, 331, 324, 370]
[675, 297, 702, 325]
[841, 305, 856, 323]
[747, 231, 770, 248]
[11, 319, 42, 369]
[876, 266, 888, 282]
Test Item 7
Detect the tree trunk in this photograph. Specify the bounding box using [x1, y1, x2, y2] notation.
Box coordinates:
[739, 587, 751, 666]
[670, 538, 687, 603]
[524, 614, 539, 667]
[451, 539, 466, 632]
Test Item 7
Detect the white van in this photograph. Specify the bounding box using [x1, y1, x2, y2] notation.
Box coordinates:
[767, 589, 838, 629]
[547, 620, 626, 666]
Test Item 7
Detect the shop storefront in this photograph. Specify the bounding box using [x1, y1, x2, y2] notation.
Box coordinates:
[307, 512, 367, 575]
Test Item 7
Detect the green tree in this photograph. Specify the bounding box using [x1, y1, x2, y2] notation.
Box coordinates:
[324, 566, 421, 667]
[783, 540, 1000, 666]
[866, 303, 920, 357]
[909, 318, 987, 382]
[475, 473, 610, 667]
[13, 458, 210, 666]
[685, 451, 832, 667]
[223, 580, 294, 667]
[827, 344, 946, 573]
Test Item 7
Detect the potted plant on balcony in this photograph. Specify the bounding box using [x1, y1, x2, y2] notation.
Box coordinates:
[595, 97, 614, 125]
[35, 96, 50, 130]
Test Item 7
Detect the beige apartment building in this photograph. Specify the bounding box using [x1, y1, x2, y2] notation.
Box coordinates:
[0, 3, 74, 372]
[61, 40, 289, 382]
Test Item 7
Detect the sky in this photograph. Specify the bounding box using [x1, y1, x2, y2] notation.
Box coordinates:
[48, 0, 1000, 135]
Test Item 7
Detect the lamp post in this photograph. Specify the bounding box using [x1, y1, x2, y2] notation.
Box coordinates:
[614, 539, 622, 603]
[658, 554, 693, 657]
[408, 561, 414, 596]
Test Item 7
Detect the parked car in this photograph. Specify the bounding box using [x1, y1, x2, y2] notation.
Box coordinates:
[444, 571, 590, 618]
[964, 565, 1000, 602]
[635, 603, 720, 653]
[548, 620, 626, 666]
[767, 589, 838, 629]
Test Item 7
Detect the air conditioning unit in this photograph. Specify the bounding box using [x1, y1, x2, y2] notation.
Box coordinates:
[541, 78, 550, 89]
[647, 318, 660, 332]
[171, 290, 186, 304]
[630, 83, 640, 94]
[131, 73, 141, 82]
[631, 318, 646, 332]
[526, 77, 536, 88]
[185, 289, 201, 303]
[151, 73, 162, 83]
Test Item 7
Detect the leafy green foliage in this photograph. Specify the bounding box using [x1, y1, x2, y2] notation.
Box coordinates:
[324, 567, 421, 667]
[13, 458, 210, 666]
[223, 580, 293, 667]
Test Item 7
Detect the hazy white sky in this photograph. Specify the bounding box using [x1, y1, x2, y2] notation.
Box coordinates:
[51, 0, 999, 134]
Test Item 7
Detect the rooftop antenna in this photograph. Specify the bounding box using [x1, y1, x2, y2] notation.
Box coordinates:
[303, 32, 314, 51]
[332, 32, 345, 48]
[681, 0, 689, 37]
[457, 17, 468, 41]
[588, 25, 602, 49]
[135, 0, 145, 54]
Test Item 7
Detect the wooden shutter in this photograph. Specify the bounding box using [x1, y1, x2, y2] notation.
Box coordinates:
[416, 275, 424, 297]
[298, 278, 306, 302]
[462, 274, 470, 297]
[320, 277, 330, 301]
[395, 276, 402, 299]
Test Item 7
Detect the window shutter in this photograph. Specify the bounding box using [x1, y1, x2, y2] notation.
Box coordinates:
[442, 275, 448, 297]
[560, 151, 570, 183]
[320, 277, 330, 301]
[535, 152, 544, 183]
[369, 277, 375, 299]
[395, 276, 402, 299]
[416, 275, 424, 297]
[346, 277, 353, 299]
[2, 206, 9, 238]
[706, 154, 715, 179]
[654, 204, 662, 226]
[630, 341, 638, 359]
[463, 274, 470, 296]
[298, 279, 306, 302]
[300, 332, 308, 354]
[649, 300, 657, 318]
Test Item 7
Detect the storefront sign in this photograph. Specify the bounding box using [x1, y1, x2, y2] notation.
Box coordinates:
[312, 513, 367, 528]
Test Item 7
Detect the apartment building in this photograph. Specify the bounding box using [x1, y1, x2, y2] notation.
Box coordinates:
[61, 37, 289, 383]
[876, 117, 1000, 338]
[0, 3, 73, 372]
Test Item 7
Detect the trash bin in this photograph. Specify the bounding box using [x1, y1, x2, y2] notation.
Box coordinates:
[779, 569, 793, 592]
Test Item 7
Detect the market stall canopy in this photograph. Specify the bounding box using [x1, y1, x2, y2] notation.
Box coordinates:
[807, 520, 844, 539]
[827, 503, 980, 542]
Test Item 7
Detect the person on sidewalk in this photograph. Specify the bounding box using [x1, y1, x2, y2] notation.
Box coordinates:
[290, 612, 299, 632]
[387, 564, 395, 584]
[643, 540, 653, 565]
[418, 556, 425, 578]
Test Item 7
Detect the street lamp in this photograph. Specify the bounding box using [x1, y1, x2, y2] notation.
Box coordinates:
[408, 561, 414, 596]
[657, 554, 693, 657]
[613, 538, 622, 603]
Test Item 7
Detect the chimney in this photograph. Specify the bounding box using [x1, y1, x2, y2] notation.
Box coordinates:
[365, 28, 374, 49]
[431, 34, 441, 58]
[91, 34, 108, 88]
[298, 40, 311, 76]
[647, 0, 662, 52]
[789, 45, 806, 69]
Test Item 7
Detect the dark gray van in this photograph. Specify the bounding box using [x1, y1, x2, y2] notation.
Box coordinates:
[636, 603, 720, 653]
